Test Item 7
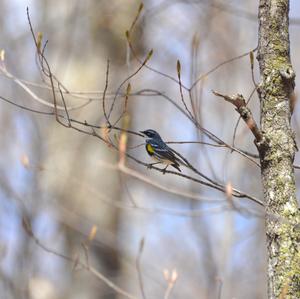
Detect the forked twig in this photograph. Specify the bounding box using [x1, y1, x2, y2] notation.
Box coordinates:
[212, 90, 263, 143]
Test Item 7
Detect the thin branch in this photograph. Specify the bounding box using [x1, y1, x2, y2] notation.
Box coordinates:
[10, 11, 265, 207]
[103, 161, 223, 203]
[126, 31, 189, 91]
[232, 86, 257, 149]
[2, 55, 261, 167]
[190, 47, 257, 90]
[231, 52, 259, 148]
[0, 91, 263, 206]
[136, 238, 147, 299]
[212, 90, 263, 143]
[135, 89, 260, 166]
[0, 95, 54, 115]
[129, 3, 144, 33]
[166, 140, 259, 158]
[75, 126, 263, 205]
[249, 51, 258, 88]
[0, 64, 89, 111]
[27, 7, 70, 128]
[58, 83, 71, 127]
[115, 153, 264, 206]
[102, 59, 110, 125]
[66, 173, 233, 218]
[22, 215, 138, 299]
[107, 47, 153, 122]
[177, 60, 195, 121]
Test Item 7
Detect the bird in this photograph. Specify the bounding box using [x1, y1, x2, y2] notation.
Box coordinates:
[140, 129, 183, 173]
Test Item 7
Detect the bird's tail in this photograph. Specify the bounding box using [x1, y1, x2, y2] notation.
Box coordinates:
[168, 147, 188, 168]
[171, 162, 181, 172]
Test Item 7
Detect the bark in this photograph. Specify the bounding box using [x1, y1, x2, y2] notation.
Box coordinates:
[257, 1, 300, 298]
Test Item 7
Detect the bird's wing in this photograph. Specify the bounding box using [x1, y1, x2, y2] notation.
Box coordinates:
[149, 140, 178, 162]
[166, 145, 187, 166]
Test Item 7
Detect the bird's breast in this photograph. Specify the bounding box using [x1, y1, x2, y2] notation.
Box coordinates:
[146, 143, 155, 155]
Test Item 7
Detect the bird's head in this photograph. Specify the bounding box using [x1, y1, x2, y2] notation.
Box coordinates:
[140, 129, 162, 140]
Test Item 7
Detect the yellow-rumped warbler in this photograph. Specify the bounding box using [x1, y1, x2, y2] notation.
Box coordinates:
[140, 129, 182, 172]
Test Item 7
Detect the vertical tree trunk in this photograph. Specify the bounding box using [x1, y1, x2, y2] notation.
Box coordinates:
[257, 0, 300, 298]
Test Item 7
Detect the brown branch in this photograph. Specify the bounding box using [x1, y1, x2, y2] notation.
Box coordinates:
[0, 89, 263, 206]
[102, 59, 110, 125]
[212, 90, 263, 143]
[19, 9, 266, 209]
[232, 86, 257, 148]
[177, 60, 195, 121]
[22, 215, 138, 299]
[107, 47, 153, 123]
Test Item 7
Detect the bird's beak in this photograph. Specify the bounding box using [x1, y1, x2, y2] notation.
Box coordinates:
[140, 131, 146, 135]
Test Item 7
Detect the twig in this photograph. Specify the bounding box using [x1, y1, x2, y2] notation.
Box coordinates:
[102, 59, 110, 125]
[129, 3, 144, 33]
[111, 162, 223, 203]
[27, 7, 70, 128]
[0, 90, 263, 206]
[126, 31, 189, 91]
[8, 10, 265, 207]
[136, 238, 147, 299]
[177, 60, 195, 121]
[0, 64, 89, 110]
[249, 51, 258, 88]
[166, 140, 259, 158]
[232, 86, 257, 149]
[107, 47, 153, 122]
[22, 215, 138, 299]
[212, 90, 263, 143]
[231, 52, 258, 148]
[58, 83, 71, 127]
[190, 47, 257, 90]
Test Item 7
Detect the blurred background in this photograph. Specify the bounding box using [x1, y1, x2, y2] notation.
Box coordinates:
[0, 1, 300, 298]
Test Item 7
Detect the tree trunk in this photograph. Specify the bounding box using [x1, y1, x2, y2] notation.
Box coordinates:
[257, 0, 300, 298]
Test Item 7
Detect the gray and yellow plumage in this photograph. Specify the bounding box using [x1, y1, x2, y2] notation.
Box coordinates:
[140, 129, 182, 172]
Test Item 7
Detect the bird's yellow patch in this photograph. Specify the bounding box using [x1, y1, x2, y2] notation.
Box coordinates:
[146, 143, 155, 155]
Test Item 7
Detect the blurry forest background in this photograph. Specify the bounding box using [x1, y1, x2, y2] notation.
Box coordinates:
[0, 1, 300, 299]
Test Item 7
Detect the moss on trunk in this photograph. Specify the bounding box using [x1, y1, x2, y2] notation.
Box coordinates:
[257, 0, 300, 298]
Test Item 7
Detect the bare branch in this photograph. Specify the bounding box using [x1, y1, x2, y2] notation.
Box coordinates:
[190, 48, 257, 90]
[108, 47, 153, 124]
[102, 59, 110, 125]
[177, 60, 195, 121]
[22, 215, 138, 299]
[212, 90, 263, 143]
[0, 64, 89, 110]
[136, 238, 147, 299]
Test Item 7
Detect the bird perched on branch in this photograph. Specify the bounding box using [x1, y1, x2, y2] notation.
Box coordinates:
[140, 129, 183, 173]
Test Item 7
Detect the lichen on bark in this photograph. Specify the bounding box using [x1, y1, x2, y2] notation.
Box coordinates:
[257, 0, 300, 298]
